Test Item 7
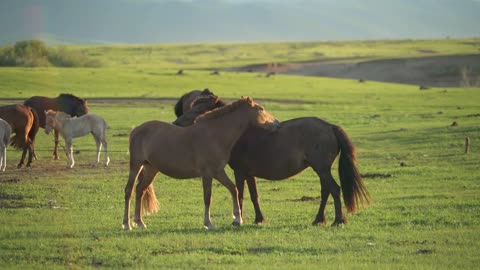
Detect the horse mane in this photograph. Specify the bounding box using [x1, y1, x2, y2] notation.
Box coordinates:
[46, 110, 71, 120]
[58, 93, 85, 103]
[194, 97, 253, 123]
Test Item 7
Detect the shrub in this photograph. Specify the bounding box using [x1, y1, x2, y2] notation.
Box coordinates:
[0, 40, 102, 67]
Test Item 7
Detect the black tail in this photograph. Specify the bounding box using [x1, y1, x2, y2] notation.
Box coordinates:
[333, 125, 370, 213]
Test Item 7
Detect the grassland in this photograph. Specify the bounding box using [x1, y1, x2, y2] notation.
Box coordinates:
[0, 39, 479, 269]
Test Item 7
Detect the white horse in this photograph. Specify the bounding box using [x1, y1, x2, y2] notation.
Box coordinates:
[0, 118, 12, 171]
[45, 110, 110, 168]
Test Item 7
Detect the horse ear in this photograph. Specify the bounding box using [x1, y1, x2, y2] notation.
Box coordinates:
[246, 96, 254, 106]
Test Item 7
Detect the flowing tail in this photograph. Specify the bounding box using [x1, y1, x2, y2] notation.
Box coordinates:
[333, 125, 370, 213]
[141, 183, 160, 215]
[28, 107, 40, 159]
[9, 131, 28, 150]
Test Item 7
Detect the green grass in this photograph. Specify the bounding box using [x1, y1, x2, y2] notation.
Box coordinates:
[45, 37, 480, 69]
[0, 38, 479, 269]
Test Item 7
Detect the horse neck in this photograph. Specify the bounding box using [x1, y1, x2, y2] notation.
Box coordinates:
[197, 107, 251, 151]
[53, 115, 70, 130]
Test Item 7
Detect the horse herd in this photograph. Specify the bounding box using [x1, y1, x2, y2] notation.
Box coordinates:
[0, 90, 370, 230]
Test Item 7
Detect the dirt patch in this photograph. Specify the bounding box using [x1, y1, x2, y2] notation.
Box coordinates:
[290, 196, 319, 202]
[361, 173, 393, 179]
[230, 54, 480, 87]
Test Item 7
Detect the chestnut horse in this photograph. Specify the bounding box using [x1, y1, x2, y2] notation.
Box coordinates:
[123, 97, 279, 230]
[0, 118, 12, 171]
[174, 92, 370, 226]
[0, 104, 38, 168]
[24, 93, 89, 159]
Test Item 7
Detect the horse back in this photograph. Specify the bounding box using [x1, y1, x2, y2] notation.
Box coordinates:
[24, 96, 57, 127]
[0, 104, 34, 149]
[229, 117, 338, 178]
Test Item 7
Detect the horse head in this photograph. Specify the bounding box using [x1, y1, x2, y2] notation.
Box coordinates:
[174, 95, 225, 127]
[44, 110, 71, 135]
[242, 96, 280, 132]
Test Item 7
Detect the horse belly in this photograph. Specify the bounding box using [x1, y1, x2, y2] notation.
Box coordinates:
[147, 147, 202, 179]
[243, 148, 308, 180]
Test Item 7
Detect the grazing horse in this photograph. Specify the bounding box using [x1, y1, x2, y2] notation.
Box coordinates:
[0, 118, 12, 171]
[175, 93, 370, 226]
[0, 104, 38, 168]
[45, 110, 109, 168]
[173, 88, 226, 117]
[123, 97, 279, 230]
[24, 93, 89, 159]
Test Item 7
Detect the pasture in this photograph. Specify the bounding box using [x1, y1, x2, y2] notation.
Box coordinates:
[0, 39, 479, 269]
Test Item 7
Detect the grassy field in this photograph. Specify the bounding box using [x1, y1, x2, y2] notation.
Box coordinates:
[0, 39, 479, 269]
[23, 37, 480, 70]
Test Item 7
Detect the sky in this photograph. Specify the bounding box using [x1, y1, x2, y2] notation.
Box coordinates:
[0, 0, 479, 44]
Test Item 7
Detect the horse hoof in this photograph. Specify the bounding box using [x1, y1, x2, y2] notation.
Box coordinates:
[204, 224, 215, 230]
[312, 220, 327, 226]
[231, 220, 243, 227]
[133, 220, 147, 229]
[331, 219, 348, 227]
[122, 224, 132, 231]
[254, 217, 266, 224]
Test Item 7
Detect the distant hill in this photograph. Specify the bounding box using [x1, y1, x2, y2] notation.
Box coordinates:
[0, 0, 479, 45]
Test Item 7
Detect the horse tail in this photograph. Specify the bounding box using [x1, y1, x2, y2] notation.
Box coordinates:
[174, 94, 186, 117]
[333, 125, 370, 213]
[28, 107, 39, 144]
[141, 183, 160, 215]
[9, 132, 26, 150]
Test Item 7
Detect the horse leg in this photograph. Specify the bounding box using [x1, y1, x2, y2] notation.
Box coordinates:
[65, 139, 74, 168]
[234, 170, 246, 220]
[0, 144, 5, 171]
[214, 170, 243, 226]
[93, 135, 101, 167]
[315, 168, 347, 226]
[202, 176, 214, 229]
[123, 163, 143, 230]
[26, 142, 34, 167]
[17, 147, 27, 168]
[246, 176, 266, 224]
[133, 164, 157, 229]
[312, 177, 330, 226]
[53, 129, 60, 160]
[101, 136, 110, 166]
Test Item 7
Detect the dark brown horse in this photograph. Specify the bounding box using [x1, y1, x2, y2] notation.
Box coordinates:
[0, 104, 39, 168]
[24, 93, 89, 159]
[174, 92, 370, 226]
[174, 88, 226, 118]
[124, 97, 279, 230]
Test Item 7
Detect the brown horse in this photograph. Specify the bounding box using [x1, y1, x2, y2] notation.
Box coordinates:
[175, 93, 370, 226]
[123, 97, 279, 230]
[0, 104, 38, 168]
[24, 93, 89, 159]
[174, 88, 226, 117]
